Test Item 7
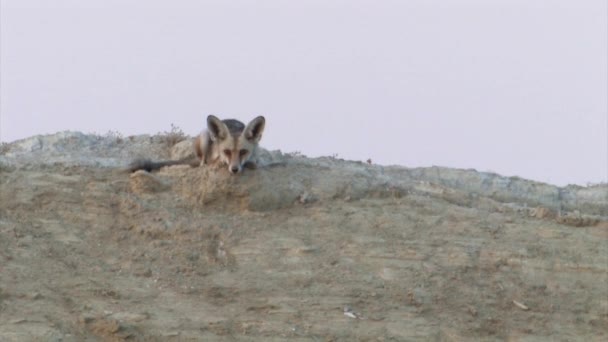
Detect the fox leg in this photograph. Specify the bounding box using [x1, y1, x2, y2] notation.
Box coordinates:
[194, 132, 211, 166]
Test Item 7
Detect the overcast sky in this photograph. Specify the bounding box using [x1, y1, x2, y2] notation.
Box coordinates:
[1, 0, 606, 186]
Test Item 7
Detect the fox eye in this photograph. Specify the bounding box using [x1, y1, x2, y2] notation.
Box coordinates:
[224, 149, 231, 157]
[239, 149, 248, 156]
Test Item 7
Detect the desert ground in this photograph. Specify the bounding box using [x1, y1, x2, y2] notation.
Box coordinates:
[0, 132, 606, 341]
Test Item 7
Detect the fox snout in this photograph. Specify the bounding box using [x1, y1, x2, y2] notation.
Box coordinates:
[223, 149, 247, 173]
[229, 164, 242, 174]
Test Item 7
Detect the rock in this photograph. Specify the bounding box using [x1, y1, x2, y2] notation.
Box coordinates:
[556, 212, 601, 227]
[530, 207, 556, 219]
[29, 292, 43, 300]
[109, 312, 149, 322]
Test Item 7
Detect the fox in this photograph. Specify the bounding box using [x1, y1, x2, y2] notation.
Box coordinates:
[128, 115, 265, 174]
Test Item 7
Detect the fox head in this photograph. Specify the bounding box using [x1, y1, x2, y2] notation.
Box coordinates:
[207, 115, 265, 174]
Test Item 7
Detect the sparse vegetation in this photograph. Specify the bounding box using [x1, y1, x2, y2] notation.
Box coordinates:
[103, 130, 124, 144]
[286, 151, 303, 157]
[0, 142, 10, 154]
[157, 123, 187, 148]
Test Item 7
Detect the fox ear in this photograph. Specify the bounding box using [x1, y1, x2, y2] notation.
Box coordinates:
[207, 115, 229, 141]
[244, 116, 265, 143]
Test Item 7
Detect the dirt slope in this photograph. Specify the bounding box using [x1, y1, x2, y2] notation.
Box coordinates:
[0, 132, 606, 341]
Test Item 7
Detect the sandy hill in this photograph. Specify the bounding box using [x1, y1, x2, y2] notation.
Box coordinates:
[0, 131, 606, 341]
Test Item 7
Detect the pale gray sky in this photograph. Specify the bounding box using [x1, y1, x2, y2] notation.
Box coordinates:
[1, 0, 606, 186]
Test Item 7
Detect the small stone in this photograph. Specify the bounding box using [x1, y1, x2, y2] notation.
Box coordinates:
[78, 315, 95, 325]
[110, 312, 150, 322]
[298, 192, 317, 204]
[529, 207, 555, 219]
[135, 268, 153, 277]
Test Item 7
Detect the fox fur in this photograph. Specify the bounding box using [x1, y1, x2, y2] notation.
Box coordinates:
[129, 115, 265, 174]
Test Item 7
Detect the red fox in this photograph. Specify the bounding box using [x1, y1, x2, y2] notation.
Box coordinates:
[129, 115, 265, 174]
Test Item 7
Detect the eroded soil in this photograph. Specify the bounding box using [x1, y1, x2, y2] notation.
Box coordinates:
[0, 164, 607, 341]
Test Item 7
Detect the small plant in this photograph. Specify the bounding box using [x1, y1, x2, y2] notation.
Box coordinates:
[586, 181, 607, 187]
[104, 130, 124, 144]
[0, 142, 10, 154]
[159, 123, 187, 148]
[287, 151, 303, 157]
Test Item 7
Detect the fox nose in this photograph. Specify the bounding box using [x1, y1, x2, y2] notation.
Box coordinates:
[230, 166, 240, 173]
